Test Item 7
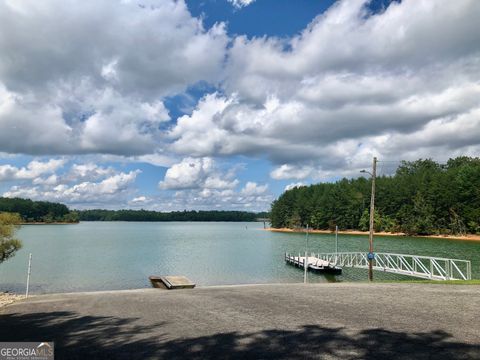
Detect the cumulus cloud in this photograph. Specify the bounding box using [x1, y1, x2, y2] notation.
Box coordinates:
[2, 161, 141, 208]
[65, 163, 116, 183]
[228, 0, 256, 9]
[2, 0, 480, 209]
[271, 164, 314, 180]
[4, 170, 140, 206]
[156, 158, 271, 211]
[169, 94, 233, 156]
[0, 159, 65, 181]
[130, 196, 150, 204]
[159, 157, 238, 190]
[284, 182, 306, 191]
[0, 0, 227, 155]
[169, 0, 480, 178]
[165, 187, 272, 212]
[241, 182, 268, 196]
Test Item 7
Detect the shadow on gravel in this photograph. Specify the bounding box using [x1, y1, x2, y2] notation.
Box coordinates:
[0, 311, 478, 359]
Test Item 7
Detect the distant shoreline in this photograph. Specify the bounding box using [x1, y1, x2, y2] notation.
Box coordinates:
[20, 222, 78, 225]
[266, 227, 480, 242]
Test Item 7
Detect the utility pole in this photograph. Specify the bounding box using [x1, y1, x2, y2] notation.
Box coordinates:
[368, 157, 377, 281]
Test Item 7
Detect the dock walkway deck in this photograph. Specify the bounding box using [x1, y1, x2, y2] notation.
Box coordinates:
[285, 253, 341, 273]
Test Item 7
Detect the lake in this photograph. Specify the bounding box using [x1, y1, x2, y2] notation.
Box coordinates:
[1, 222, 479, 294]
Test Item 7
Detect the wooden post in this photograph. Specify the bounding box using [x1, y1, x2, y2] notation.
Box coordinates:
[25, 253, 32, 299]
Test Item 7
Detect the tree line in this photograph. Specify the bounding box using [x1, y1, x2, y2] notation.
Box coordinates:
[0, 197, 267, 222]
[77, 209, 266, 222]
[270, 157, 480, 235]
[0, 197, 78, 223]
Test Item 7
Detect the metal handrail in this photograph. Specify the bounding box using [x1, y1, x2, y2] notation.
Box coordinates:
[296, 251, 472, 281]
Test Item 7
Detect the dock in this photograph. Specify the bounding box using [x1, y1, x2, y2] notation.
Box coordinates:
[286, 252, 472, 280]
[149, 275, 196, 290]
[285, 253, 342, 274]
[311, 252, 472, 280]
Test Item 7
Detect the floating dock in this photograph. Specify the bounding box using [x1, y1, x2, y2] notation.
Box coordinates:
[309, 252, 472, 280]
[285, 253, 342, 275]
[149, 275, 196, 290]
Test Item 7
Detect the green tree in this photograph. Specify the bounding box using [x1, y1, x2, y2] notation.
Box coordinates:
[270, 156, 480, 236]
[0, 212, 22, 264]
[358, 209, 396, 232]
[62, 211, 80, 223]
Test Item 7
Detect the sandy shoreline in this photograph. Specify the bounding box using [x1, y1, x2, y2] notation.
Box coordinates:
[0, 292, 23, 309]
[266, 228, 480, 242]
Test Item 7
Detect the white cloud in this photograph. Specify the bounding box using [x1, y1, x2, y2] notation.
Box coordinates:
[159, 157, 238, 190]
[0, 85, 74, 154]
[271, 164, 313, 180]
[284, 182, 306, 191]
[130, 196, 149, 203]
[2, 0, 480, 209]
[241, 181, 268, 196]
[156, 158, 271, 211]
[164, 187, 272, 212]
[169, 94, 233, 156]
[134, 153, 176, 168]
[169, 0, 480, 178]
[0, 0, 227, 97]
[32, 174, 58, 186]
[228, 0, 256, 9]
[65, 163, 116, 182]
[2, 161, 141, 208]
[0, 159, 65, 181]
[0, 0, 227, 156]
[4, 170, 140, 206]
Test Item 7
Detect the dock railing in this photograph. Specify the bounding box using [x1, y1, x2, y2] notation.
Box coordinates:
[313, 252, 472, 280]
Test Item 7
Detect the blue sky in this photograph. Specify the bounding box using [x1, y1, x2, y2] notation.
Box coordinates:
[0, 0, 479, 211]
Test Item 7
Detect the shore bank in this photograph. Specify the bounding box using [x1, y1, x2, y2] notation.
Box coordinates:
[0, 292, 23, 308]
[266, 227, 480, 242]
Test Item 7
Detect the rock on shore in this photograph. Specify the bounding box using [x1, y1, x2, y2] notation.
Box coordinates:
[0, 292, 22, 308]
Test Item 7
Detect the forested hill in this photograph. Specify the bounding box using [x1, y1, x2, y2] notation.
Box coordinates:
[0, 197, 78, 223]
[270, 157, 480, 236]
[77, 209, 267, 222]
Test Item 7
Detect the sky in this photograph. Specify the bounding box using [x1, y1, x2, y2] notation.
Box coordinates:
[0, 0, 479, 211]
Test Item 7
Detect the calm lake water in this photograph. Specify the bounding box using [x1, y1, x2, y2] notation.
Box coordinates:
[1, 222, 479, 294]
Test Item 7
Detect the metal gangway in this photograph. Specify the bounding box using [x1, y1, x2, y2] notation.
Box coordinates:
[312, 252, 472, 280]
